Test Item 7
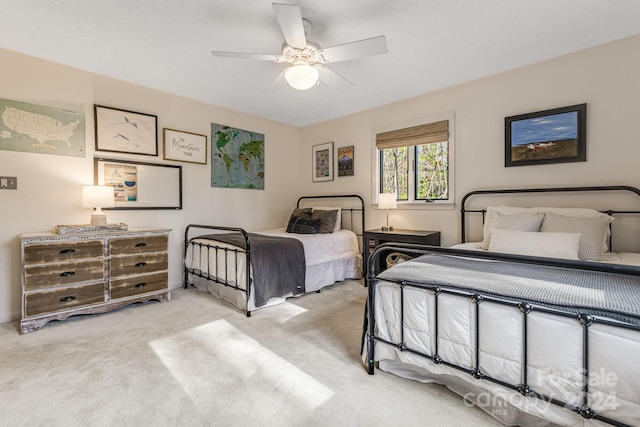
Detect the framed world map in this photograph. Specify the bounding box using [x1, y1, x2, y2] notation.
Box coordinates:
[211, 123, 264, 190]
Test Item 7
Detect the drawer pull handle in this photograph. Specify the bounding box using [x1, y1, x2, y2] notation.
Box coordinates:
[134, 282, 147, 288]
[59, 248, 76, 254]
[60, 271, 76, 277]
[135, 262, 147, 267]
[59, 296, 76, 302]
[135, 243, 147, 248]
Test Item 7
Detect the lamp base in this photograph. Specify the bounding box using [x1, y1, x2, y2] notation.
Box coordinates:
[90, 213, 107, 226]
[381, 226, 394, 231]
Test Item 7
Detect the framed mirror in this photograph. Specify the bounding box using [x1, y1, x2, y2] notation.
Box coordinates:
[94, 157, 182, 210]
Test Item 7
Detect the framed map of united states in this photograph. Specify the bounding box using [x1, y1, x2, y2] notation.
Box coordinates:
[0, 98, 85, 157]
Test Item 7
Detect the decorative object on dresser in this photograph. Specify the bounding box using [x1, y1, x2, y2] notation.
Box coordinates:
[363, 228, 441, 275]
[19, 228, 171, 334]
[82, 185, 115, 225]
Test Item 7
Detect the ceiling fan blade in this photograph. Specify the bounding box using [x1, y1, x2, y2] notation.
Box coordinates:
[317, 66, 355, 92]
[272, 3, 307, 49]
[317, 35, 388, 63]
[211, 50, 282, 62]
[263, 69, 289, 93]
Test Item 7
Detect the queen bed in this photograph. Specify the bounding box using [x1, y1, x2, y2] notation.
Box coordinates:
[364, 186, 640, 427]
[184, 194, 364, 315]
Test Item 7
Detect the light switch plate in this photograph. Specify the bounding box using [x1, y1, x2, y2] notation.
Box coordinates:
[0, 176, 17, 189]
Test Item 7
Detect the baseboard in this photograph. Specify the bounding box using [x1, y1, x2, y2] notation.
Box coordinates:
[0, 312, 19, 324]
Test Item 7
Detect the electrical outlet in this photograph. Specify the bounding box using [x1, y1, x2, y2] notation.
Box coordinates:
[0, 176, 17, 189]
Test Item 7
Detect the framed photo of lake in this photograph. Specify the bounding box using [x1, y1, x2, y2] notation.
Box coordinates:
[505, 103, 586, 167]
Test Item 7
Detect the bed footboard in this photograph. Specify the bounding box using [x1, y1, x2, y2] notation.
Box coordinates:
[365, 244, 640, 427]
[184, 224, 253, 316]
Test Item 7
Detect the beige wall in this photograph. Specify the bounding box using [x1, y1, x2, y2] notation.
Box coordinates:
[0, 49, 300, 323]
[298, 35, 640, 246]
[1, 34, 639, 324]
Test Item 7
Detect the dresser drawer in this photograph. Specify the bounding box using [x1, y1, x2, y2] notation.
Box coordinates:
[110, 272, 168, 299]
[24, 240, 104, 265]
[109, 253, 168, 278]
[24, 282, 105, 316]
[24, 259, 105, 290]
[109, 235, 168, 256]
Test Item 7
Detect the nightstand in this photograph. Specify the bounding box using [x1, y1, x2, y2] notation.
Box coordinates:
[363, 228, 441, 275]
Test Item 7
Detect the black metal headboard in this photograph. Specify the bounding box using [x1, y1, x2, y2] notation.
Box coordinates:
[296, 194, 365, 252]
[460, 185, 640, 246]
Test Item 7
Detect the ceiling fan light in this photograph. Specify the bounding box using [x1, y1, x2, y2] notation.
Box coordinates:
[284, 63, 319, 90]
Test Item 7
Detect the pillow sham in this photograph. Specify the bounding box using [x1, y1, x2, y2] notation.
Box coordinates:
[311, 209, 339, 234]
[286, 216, 321, 234]
[488, 229, 581, 260]
[290, 207, 312, 219]
[485, 205, 612, 251]
[480, 211, 545, 250]
[312, 207, 342, 232]
[540, 212, 613, 260]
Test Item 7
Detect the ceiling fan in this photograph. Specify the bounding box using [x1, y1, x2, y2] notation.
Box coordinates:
[211, 3, 388, 92]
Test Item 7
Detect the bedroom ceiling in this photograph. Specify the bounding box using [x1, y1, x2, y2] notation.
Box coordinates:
[1, 1, 639, 128]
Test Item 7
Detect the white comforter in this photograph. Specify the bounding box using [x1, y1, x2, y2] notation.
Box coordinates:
[185, 228, 362, 311]
[370, 252, 640, 426]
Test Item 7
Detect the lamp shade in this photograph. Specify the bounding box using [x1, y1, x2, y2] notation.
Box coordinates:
[285, 63, 319, 90]
[378, 193, 397, 210]
[82, 185, 115, 208]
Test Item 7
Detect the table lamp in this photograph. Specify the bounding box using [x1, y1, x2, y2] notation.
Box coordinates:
[82, 185, 115, 225]
[378, 192, 397, 231]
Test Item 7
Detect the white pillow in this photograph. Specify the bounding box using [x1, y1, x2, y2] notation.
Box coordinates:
[540, 212, 613, 260]
[312, 207, 342, 232]
[480, 211, 544, 250]
[488, 229, 581, 260]
[485, 205, 612, 252]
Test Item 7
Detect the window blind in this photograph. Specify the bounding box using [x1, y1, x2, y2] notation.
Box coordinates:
[375, 120, 449, 149]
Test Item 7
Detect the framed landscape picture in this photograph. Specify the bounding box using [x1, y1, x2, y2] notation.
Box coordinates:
[505, 103, 586, 167]
[337, 145, 354, 177]
[312, 142, 333, 182]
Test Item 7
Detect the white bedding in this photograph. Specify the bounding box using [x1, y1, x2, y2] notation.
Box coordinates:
[450, 242, 640, 266]
[185, 228, 362, 311]
[371, 265, 640, 426]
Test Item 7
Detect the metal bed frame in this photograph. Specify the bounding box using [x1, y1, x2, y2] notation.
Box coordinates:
[184, 194, 365, 317]
[365, 186, 640, 427]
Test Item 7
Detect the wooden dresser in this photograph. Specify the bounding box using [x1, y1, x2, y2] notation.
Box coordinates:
[19, 228, 171, 334]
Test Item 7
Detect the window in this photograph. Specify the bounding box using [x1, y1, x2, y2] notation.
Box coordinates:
[374, 113, 454, 206]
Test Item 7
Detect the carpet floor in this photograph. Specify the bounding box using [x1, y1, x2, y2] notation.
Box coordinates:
[0, 280, 501, 426]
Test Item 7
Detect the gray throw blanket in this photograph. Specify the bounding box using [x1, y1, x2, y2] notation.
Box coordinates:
[197, 233, 305, 307]
[377, 253, 640, 325]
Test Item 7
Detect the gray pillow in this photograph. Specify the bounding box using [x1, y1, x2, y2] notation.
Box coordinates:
[481, 212, 545, 249]
[540, 212, 613, 260]
[290, 207, 312, 219]
[311, 209, 338, 234]
[286, 216, 321, 234]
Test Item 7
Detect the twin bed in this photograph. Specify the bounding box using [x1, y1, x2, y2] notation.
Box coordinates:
[365, 186, 640, 427]
[184, 194, 364, 316]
